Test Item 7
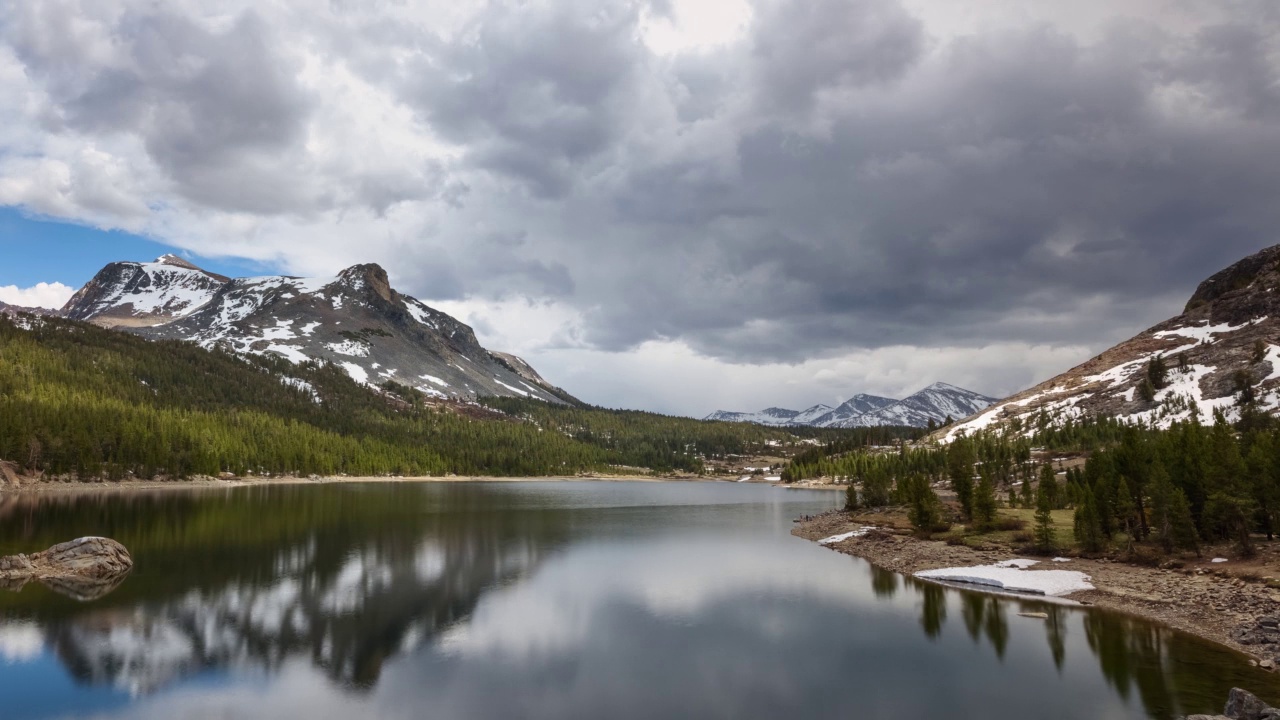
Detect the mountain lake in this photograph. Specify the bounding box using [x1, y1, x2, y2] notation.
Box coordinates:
[2, 480, 1277, 719]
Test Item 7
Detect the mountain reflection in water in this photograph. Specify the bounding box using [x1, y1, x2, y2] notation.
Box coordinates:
[0, 481, 1278, 720]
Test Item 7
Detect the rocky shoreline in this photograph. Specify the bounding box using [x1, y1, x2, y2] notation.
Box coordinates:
[794, 510, 1280, 668]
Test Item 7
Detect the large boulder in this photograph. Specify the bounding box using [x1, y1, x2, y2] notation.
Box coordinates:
[0, 537, 133, 600]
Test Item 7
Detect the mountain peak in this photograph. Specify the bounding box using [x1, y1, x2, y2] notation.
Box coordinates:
[336, 263, 393, 302]
[61, 257, 573, 406]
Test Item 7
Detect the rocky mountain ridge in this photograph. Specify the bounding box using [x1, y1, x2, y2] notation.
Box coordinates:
[706, 382, 996, 429]
[59, 255, 576, 405]
[942, 243, 1280, 441]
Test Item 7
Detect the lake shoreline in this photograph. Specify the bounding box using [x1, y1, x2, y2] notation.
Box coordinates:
[0, 473, 846, 496]
[794, 510, 1280, 668]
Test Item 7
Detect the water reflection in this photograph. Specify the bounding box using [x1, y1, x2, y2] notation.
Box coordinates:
[0, 481, 1277, 720]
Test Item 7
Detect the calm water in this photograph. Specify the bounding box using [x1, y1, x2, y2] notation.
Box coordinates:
[1, 481, 1277, 719]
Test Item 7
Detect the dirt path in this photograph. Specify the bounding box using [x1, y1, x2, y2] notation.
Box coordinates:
[795, 510, 1280, 668]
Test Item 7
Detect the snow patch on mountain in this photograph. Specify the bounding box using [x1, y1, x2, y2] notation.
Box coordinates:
[706, 383, 995, 429]
[326, 340, 370, 357]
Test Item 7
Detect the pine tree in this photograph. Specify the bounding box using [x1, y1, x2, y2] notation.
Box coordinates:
[1147, 354, 1168, 390]
[1138, 377, 1156, 403]
[902, 474, 943, 534]
[1074, 487, 1106, 554]
[972, 466, 998, 529]
[1034, 479, 1055, 552]
[1114, 476, 1136, 547]
[1021, 474, 1034, 509]
[947, 440, 976, 520]
[1040, 464, 1061, 509]
[1168, 488, 1200, 555]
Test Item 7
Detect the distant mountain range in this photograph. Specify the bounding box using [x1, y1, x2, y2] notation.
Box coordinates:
[941, 243, 1280, 440]
[56, 254, 577, 404]
[706, 382, 996, 429]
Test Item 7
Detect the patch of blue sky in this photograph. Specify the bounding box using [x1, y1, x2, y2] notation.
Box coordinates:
[0, 207, 271, 287]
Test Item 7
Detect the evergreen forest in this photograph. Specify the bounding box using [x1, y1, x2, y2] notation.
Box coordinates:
[0, 314, 869, 480]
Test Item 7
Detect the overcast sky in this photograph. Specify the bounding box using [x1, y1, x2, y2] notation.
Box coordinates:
[2, 0, 1279, 416]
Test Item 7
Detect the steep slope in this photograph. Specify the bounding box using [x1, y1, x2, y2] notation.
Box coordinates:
[61, 257, 574, 404]
[808, 394, 897, 426]
[943, 244, 1280, 440]
[62, 254, 229, 327]
[836, 383, 995, 428]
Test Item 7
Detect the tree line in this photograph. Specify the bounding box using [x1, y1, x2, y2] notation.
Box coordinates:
[0, 315, 837, 480]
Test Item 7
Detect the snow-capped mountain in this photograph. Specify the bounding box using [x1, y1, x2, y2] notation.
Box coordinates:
[941, 243, 1280, 441]
[703, 407, 808, 426]
[835, 383, 996, 428]
[807, 394, 896, 426]
[705, 384, 995, 429]
[60, 255, 576, 404]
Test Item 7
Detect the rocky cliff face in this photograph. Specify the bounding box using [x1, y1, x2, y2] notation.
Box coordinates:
[943, 244, 1280, 440]
[61, 256, 576, 404]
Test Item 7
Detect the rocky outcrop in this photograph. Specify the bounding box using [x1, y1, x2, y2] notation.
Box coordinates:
[1185, 687, 1280, 720]
[0, 537, 133, 600]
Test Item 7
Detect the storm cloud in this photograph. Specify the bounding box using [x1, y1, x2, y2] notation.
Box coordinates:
[2, 0, 1279, 412]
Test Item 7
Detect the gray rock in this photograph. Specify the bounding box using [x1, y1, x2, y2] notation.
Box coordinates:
[1226, 687, 1270, 720]
[1, 537, 132, 582]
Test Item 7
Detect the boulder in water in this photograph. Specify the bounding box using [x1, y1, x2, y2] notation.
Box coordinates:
[0, 537, 133, 600]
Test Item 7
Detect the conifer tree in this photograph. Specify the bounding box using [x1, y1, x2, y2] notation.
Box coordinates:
[902, 474, 943, 534]
[1114, 476, 1137, 546]
[1021, 474, 1034, 509]
[947, 440, 976, 520]
[1034, 478, 1055, 552]
[972, 466, 998, 529]
[1074, 487, 1106, 554]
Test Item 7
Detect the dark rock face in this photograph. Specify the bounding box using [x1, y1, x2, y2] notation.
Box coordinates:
[1, 537, 133, 600]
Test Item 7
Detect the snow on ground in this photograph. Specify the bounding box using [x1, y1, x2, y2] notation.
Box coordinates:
[492, 377, 530, 397]
[915, 562, 1094, 596]
[340, 362, 369, 384]
[281, 377, 320, 402]
[265, 344, 310, 364]
[419, 374, 448, 387]
[818, 527, 877, 544]
[1153, 318, 1262, 344]
[1264, 344, 1280, 382]
[326, 340, 370, 357]
[995, 558, 1040, 568]
[299, 321, 322, 336]
[259, 319, 297, 341]
[1211, 558, 1229, 563]
[404, 300, 440, 330]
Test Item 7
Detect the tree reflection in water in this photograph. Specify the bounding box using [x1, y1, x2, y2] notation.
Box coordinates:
[2, 484, 1280, 720]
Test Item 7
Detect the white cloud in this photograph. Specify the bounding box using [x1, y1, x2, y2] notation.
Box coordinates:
[0, 622, 43, 663]
[0, 281, 75, 309]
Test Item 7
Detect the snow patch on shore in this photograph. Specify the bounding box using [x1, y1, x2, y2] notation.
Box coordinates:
[915, 561, 1094, 596]
[818, 527, 877, 545]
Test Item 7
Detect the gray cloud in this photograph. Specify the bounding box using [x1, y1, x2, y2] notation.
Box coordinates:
[6, 6, 316, 213]
[4, 0, 1280, 407]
